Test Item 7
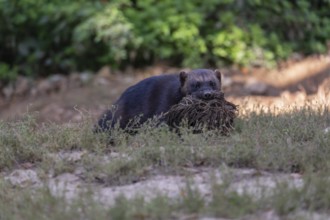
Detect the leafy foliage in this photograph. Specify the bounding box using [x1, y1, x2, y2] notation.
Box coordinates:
[73, 4, 140, 69]
[0, 0, 329, 80]
[0, 0, 100, 77]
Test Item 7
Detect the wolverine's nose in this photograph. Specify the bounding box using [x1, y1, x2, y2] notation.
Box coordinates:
[203, 91, 213, 100]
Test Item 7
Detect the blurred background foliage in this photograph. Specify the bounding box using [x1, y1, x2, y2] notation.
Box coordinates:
[0, 0, 329, 81]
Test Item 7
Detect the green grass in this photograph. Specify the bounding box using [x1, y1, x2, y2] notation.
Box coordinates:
[0, 102, 329, 219]
[1, 104, 329, 178]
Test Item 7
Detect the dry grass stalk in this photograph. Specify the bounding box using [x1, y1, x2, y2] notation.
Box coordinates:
[165, 92, 238, 134]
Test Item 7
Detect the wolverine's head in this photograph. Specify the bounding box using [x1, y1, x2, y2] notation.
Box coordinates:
[180, 69, 222, 100]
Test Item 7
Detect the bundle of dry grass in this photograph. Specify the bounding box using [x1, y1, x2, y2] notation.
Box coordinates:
[165, 92, 238, 134]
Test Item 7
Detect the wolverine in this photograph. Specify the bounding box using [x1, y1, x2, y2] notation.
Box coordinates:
[96, 69, 222, 132]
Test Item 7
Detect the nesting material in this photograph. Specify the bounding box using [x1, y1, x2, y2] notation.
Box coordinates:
[165, 92, 238, 134]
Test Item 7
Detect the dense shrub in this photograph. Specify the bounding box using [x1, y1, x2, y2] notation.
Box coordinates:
[0, 0, 329, 80]
[0, 0, 100, 78]
[73, 3, 140, 69]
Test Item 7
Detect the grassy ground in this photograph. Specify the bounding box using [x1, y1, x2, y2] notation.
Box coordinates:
[1, 174, 330, 220]
[0, 100, 329, 219]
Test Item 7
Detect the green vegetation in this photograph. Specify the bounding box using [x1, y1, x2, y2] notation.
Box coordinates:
[1, 0, 330, 80]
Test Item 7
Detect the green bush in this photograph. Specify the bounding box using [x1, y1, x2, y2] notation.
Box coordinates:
[73, 4, 140, 69]
[123, 0, 209, 67]
[0, 0, 100, 78]
[0, 0, 329, 80]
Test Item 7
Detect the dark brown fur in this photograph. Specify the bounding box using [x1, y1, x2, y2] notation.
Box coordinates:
[95, 69, 222, 132]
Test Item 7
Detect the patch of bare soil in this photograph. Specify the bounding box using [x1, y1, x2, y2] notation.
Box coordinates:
[3, 150, 330, 220]
[2, 152, 303, 205]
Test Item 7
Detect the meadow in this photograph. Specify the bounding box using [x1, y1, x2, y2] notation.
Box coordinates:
[1, 99, 329, 220]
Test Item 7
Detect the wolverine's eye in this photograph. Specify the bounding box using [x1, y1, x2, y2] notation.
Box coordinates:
[209, 81, 216, 87]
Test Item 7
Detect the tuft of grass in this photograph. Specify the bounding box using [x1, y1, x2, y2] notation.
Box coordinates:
[208, 183, 258, 218]
[178, 181, 205, 213]
[0, 114, 45, 170]
[272, 172, 330, 215]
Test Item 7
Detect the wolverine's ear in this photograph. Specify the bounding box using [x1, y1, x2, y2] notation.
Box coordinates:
[179, 71, 187, 86]
[214, 69, 221, 84]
